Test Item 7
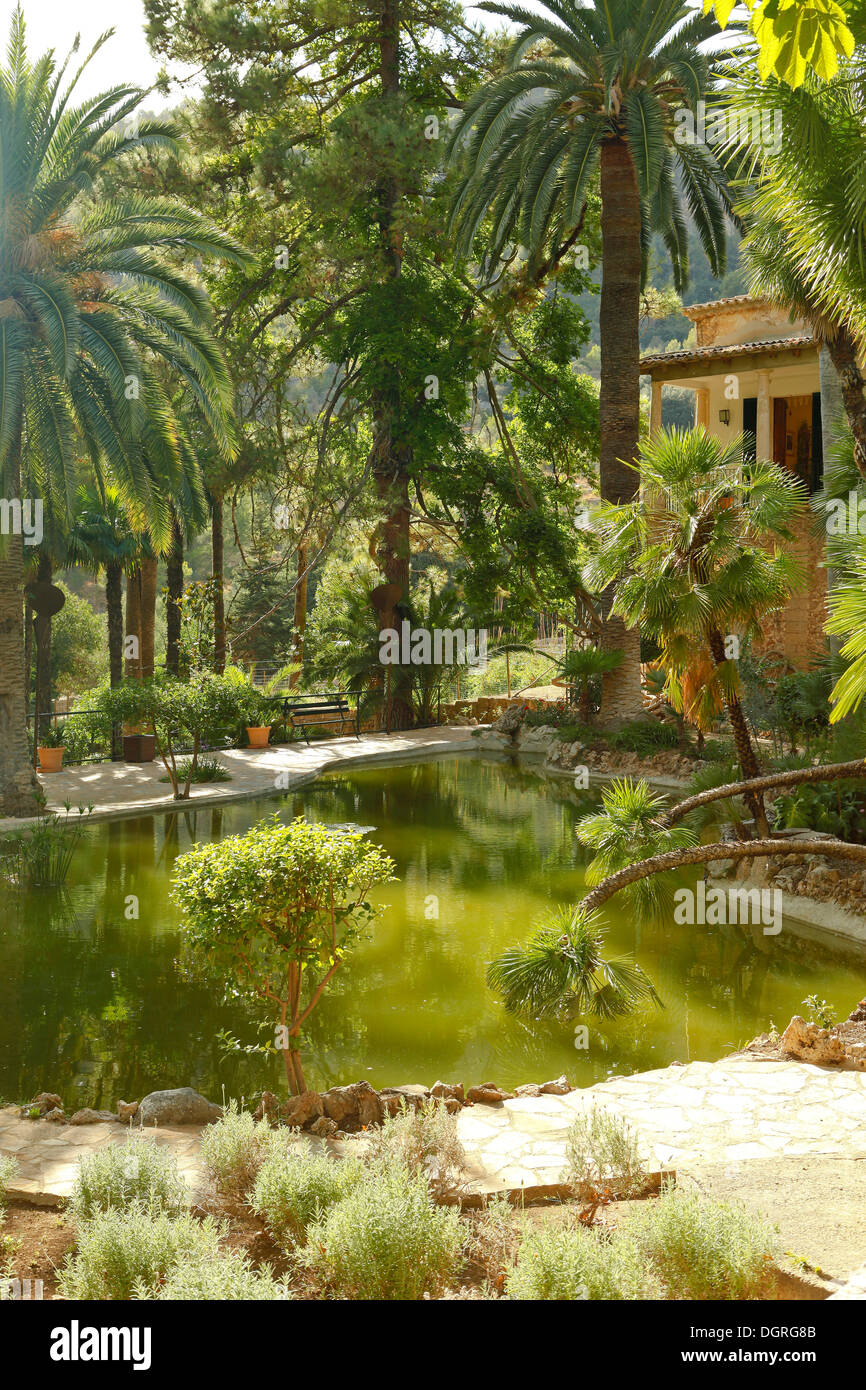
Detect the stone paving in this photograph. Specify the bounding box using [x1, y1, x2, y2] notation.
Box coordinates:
[0, 726, 475, 831]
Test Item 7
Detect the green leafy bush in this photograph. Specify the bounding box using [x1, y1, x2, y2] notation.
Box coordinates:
[70, 1138, 188, 1222]
[153, 1250, 289, 1301]
[251, 1149, 364, 1246]
[607, 720, 679, 757]
[506, 1224, 652, 1301]
[627, 1186, 777, 1300]
[199, 1102, 287, 1202]
[59, 1208, 223, 1300]
[0, 1154, 17, 1208]
[159, 755, 231, 785]
[297, 1164, 461, 1300]
[565, 1108, 646, 1199]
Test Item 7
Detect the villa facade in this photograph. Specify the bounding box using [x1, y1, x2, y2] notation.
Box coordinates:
[641, 296, 828, 670]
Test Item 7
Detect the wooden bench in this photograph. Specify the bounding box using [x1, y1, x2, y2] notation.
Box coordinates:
[282, 696, 359, 744]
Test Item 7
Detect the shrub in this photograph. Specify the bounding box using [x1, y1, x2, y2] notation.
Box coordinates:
[59, 1209, 223, 1300]
[159, 756, 231, 785]
[506, 1224, 652, 1301]
[70, 1138, 188, 1221]
[298, 1164, 462, 1300]
[0, 1154, 17, 1208]
[364, 1100, 466, 1203]
[463, 1196, 519, 1294]
[607, 720, 679, 758]
[565, 1107, 646, 1200]
[251, 1149, 364, 1246]
[199, 1103, 287, 1203]
[627, 1186, 777, 1300]
[153, 1250, 290, 1301]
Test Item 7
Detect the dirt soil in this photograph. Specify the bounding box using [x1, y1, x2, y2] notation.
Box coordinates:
[1, 1203, 76, 1299]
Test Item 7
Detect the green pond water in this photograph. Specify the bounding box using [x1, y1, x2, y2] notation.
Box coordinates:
[1, 753, 864, 1110]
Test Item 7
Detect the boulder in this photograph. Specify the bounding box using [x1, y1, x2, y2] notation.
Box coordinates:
[20, 1092, 63, 1118]
[117, 1100, 139, 1123]
[780, 1015, 846, 1066]
[466, 1083, 513, 1105]
[253, 1091, 282, 1125]
[540, 1076, 571, 1096]
[137, 1087, 223, 1128]
[309, 1116, 339, 1138]
[321, 1081, 383, 1132]
[44, 1108, 67, 1123]
[69, 1108, 118, 1126]
[513, 1083, 543, 1098]
[281, 1091, 324, 1130]
[493, 704, 527, 740]
[379, 1084, 430, 1115]
[431, 1081, 464, 1104]
[848, 999, 866, 1024]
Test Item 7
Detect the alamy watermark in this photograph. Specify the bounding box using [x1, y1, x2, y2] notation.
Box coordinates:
[0, 497, 42, 546]
[674, 100, 782, 154]
[379, 622, 487, 667]
[674, 882, 782, 936]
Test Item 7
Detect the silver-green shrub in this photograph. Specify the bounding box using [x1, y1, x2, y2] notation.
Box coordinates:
[506, 1224, 653, 1301]
[364, 1099, 466, 1203]
[59, 1208, 224, 1300]
[627, 1185, 777, 1300]
[153, 1250, 290, 1301]
[198, 1102, 286, 1202]
[251, 1148, 364, 1246]
[70, 1137, 188, 1222]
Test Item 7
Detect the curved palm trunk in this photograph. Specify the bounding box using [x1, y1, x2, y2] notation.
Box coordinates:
[165, 515, 183, 678]
[106, 560, 124, 758]
[211, 494, 226, 674]
[707, 627, 769, 835]
[597, 138, 645, 726]
[0, 430, 40, 816]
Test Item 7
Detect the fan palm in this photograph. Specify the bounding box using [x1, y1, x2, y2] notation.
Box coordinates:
[449, 0, 738, 719]
[487, 903, 661, 1020]
[0, 10, 248, 814]
[559, 645, 623, 722]
[590, 426, 807, 834]
[577, 777, 697, 913]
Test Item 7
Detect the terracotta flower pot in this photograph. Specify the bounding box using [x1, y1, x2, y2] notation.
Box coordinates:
[246, 725, 271, 749]
[37, 747, 65, 773]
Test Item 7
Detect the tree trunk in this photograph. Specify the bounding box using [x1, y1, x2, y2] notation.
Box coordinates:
[597, 137, 644, 725]
[106, 560, 124, 758]
[368, 0, 414, 731]
[0, 426, 40, 816]
[33, 552, 53, 743]
[663, 758, 866, 829]
[125, 566, 142, 678]
[708, 627, 769, 835]
[139, 555, 158, 679]
[212, 494, 226, 673]
[290, 541, 308, 686]
[166, 515, 183, 677]
[825, 327, 866, 478]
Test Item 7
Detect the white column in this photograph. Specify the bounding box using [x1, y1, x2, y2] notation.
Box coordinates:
[756, 370, 772, 461]
[694, 387, 710, 429]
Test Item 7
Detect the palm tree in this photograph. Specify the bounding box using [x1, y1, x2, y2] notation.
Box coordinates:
[559, 645, 623, 723]
[449, 0, 737, 721]
[591, 426, 806, 834]
[487, 903, 661, 1019]
[0, 10, 248, 814]
[577, 777, 696, 913]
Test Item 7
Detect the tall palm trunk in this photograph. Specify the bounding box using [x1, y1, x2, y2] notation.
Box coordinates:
[290, 540, 308, 687]
[369, 0, 413, 731]
[0, 427, 40, 816]
[106, 559, 124, 759]
[33, 552, 52, 739]
[139, 555, 158, 678]
[166, 514, 183, 678]
[212, 493, 226, 673]
[708, 627, 769, 835]
[824, 326, 866, 479]
[598, 137, 645, 726]
[125, 566, 142, 678]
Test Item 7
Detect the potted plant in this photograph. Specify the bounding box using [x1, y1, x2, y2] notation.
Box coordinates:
[37, 721, 66, 773]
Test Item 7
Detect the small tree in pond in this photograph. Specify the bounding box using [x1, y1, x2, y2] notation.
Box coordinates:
[172, 817, 396, 1094]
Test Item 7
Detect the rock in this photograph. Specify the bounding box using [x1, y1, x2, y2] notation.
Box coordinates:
[253, 1091, 282, 1125]
[117, 1100, 139, 1123]
[848, 999, 866, 1024]
[44, 1108, 67, 1123]
[20, 1092, 63, 1118]
[431, 1081, 464, 1104]
[309, 1116, 339, 1138]
[137, 1087, 223, 1127]
[466, 1083, 513, 1105]
[379, 1084, 430, 1115]
[780, 1015, 846, 1066]
[493, 704, 527, 740]
[69, 1108, 118, 1125]
[321, 1081, 383, 1132]
[540, 1076, 570, 1095]
[281, 1091, 324, 1130]
[513, 1083, 543, 1098]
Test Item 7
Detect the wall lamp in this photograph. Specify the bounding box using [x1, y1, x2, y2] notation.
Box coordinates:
[718, 409, 731, 426]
